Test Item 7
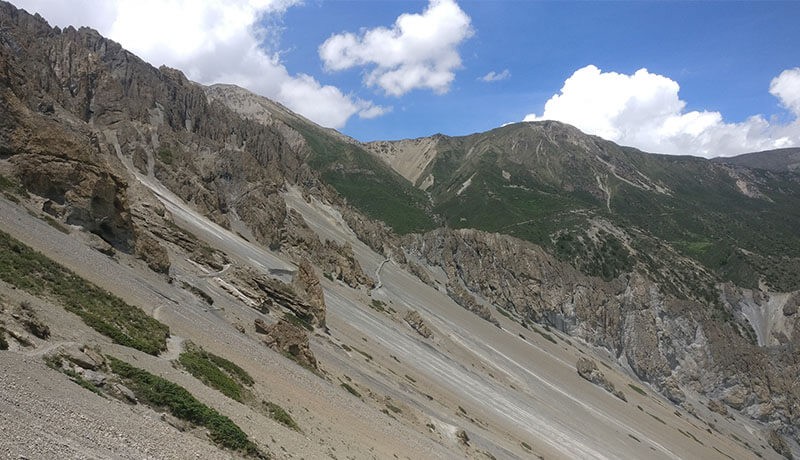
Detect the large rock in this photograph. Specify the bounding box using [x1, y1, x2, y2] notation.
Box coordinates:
[258, 319, 317, 370]
[576, 357, 625, 401]
[292, 258, 326, 328]
[133, 231, 170, 274]
[404, 310, 433, 339]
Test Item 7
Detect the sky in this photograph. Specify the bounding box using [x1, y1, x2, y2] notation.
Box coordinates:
[14, 0, 800, 158]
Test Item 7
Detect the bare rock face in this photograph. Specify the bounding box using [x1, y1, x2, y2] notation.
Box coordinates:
[292, 259, 326, 328]
[404, 310, 433, 339]
[258, 319, 317, 370]
[767, 429, 793, 460]
[785, 293, 799, 317]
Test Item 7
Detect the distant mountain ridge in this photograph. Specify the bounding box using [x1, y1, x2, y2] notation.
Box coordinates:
[368, 122, 800, 293]
[713, 147, 800, 172]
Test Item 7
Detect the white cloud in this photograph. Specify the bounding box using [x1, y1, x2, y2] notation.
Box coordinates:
[524, 65, 800, 157]
[480, 69, 510, 82]
[318, 0, 473, 97]
[770, 68, 800, 117]
[15, 0, 386, 128]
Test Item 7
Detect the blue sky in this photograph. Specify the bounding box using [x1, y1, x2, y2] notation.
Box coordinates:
[15, 0, 800, 157]
[278, 1, 800, 154]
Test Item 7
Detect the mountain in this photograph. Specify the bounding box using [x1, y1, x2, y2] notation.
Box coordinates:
[0, 2, 799, 459]
[713, 147, 800, 173]
[369, 122, 800, 292]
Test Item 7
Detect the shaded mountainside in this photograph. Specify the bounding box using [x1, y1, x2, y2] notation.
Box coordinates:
[2, 1, 800, 457]
[714, 147, 800, 173]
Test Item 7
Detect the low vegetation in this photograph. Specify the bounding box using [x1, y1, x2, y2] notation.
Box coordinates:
[263, 401, 300, 431]
[628, 383, 647, 396]
[0, 328, 8, 350]
[0, 230, 169, 355]
[180, 281, 214, 306]
[108, 357, 263, 457]
[340, 382, 361, 398]
[532, 326, 558, 344]
[178, 343, 253, 402]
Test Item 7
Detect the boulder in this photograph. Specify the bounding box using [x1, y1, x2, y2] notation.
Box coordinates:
[707, 399, 729, 416]
[404, 310, 433, 339]
[254, 318, 269, 335]
[260, 319, 317, 370]
[62, 345, 103, 371]
[576, 357, 620, 399]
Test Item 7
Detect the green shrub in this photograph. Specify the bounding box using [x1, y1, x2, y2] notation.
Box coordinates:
[263, 401, 300, 431]
[108, 357, 262, 456]
[0, 230, 169, 355]
[340, 382, 361, 398]
[0, 328, 8, 350]
[628, 383, 647, 396]
[178, 344, 252, 402]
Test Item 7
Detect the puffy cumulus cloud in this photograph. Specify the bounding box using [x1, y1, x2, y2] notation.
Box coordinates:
[524, 65, 800, 157]
[480, 69, 511, 82]
[318, 0, 473, 97]
[15, 0, 386, 128]
[771, 68, 800, 117]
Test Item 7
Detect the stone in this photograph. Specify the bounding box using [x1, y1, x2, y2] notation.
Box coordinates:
[260, 319, 317, 370]
[456, 429, 469, 446]
[254, 318, 269, 335]
[404, 310, 433, 339]
[115, 383, 137, 403]
[707, 399, 729, 416]
[576, 357, 619, 397]
[63, 346, 102, 371]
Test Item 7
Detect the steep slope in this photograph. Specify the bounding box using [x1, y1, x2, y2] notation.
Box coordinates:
[0, 1, 798, 458]
[205, 84, 436, 235]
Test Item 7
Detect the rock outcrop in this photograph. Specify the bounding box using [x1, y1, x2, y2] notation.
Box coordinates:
[576, 357, 626, 401]
[406, 228, 800, 439]
[404, 310, 433, 339]
[292, 259, 326, 328]
[257, 319, 317, 370]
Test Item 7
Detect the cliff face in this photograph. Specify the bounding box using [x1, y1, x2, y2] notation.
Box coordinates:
[406, 228, 800, 437]
[0, 2, 374, 287]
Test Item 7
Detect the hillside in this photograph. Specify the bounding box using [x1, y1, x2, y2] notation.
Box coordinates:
[713, 147, 800, 173]
[0, 2, 799, 459]
[369, 122, 800, 292]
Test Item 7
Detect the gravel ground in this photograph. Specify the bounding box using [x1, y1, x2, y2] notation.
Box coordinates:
[0, 353, 234, 460]
[0, 186, 783, 460]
